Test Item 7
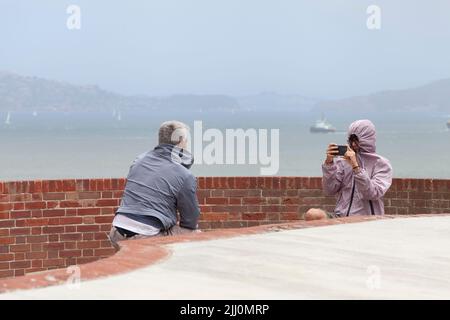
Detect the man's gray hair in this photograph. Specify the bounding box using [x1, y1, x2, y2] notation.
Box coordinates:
[158, 120, 190, 145]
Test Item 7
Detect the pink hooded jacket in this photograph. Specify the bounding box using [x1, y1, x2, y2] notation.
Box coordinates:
[322, 120, 393, 216]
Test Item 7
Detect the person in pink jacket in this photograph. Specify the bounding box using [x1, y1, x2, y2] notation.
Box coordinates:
[305, 119, 393, 220]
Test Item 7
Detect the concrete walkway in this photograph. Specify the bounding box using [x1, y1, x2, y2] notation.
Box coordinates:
[1, 216, 450, 299]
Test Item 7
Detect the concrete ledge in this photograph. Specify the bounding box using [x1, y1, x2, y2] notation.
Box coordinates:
[2, 214, 446, 295]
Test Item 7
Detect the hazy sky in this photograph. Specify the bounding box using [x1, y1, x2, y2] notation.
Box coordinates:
[1, 0, 450, 98]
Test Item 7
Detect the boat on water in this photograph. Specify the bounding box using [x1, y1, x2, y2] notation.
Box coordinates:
[447, 120, 450, 129]
[310, 116, 335, 133]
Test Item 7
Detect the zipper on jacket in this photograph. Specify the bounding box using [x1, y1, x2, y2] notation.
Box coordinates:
[346, 178, 356, 217]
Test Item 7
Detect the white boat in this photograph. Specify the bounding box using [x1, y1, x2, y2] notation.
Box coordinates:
[310, 115, 335, 133]
[32, 111, 38, 117]
[116, 110, 122, 121]
[5, 112, 11, 125]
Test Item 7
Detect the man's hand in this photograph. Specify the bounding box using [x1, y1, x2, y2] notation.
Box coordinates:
[344, 144, 359, 168]
[325, 143, 339, 164]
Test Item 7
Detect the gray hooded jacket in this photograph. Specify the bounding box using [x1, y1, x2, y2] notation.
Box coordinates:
[116, 144, 200, 230]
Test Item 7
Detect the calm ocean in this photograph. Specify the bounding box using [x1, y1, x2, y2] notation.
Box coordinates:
[0, 110, 449, 181]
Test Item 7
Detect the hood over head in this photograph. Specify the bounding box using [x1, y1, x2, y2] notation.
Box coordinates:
[348, 119, 376, 153]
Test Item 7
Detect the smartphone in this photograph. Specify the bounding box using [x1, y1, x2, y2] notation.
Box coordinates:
[337, 145, 348, 156]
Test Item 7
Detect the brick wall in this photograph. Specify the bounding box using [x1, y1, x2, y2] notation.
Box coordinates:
[1, 177, 449, 279]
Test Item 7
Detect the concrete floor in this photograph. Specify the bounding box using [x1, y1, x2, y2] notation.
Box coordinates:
[1, 216, 450, 299]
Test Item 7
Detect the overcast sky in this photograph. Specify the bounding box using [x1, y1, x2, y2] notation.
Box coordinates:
[1, 0, 450, 98]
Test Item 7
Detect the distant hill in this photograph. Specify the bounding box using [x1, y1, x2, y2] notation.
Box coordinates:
[237, 92, 319, 111]
[0, 72, 241, 112]
[314, 79, 450, 113]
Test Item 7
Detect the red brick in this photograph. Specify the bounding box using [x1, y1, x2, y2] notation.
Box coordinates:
[31, 243, 43, 252]
[43, 193, 65, 200]
[205, 197, 228, 205]
[31, 260, 44, 268]
[100, 224, 112, 232]
[243, 197, 266, 204]
[65, 193, 78, 201]
[13, 203, 25, 210]
[60, 233, 82, 241]
[78, 192, 101, 200]
[42, 226, 65, 234]
[11, 260, 31, 269]
[64, 241, 77, 249]
[24, 218, 49, 226]
[10, 244, 31, 253]
[43, 258, 65, 267]
[201, 213, 229, 221]
[77, 241, 100, 249]
[24, 201, 47, 210]
[43, 209, 66, 217]
[65, 226, 76, 233]
[0, 237, 15, 245]
[101, 192, 113, 198]
[31, 210, 43, 218]
[0, 270, 14, 278]
[63, 180, 77, 192]
[83, 217, 95, 224]
[242, 213, 266, 220]
[94, 216, 113, 224]
[59, 250, 82, 258]
[0, 212, 10, 220]
[77, 225, 100, 233]
[0, 253, 14, 262]
[31, 227, 42, 235]
[60, 200, 82, 208]
[10, 210, 32, 219]
[76, 208, 101, 216]
[60, 217, 83, 225]
[26, 252, 47, 260]
[0, 220, 15, 228]
[82, 249, 94, 257]
[101, 207, 115, 215]
[43, 242, 65, 250]
[10, 228, 31, 236]
[83, 233, 94, 241]
[26, 235, 48, 244]
[280, 212, 301, 220]
[0, 203, 12, 211]
[96, 199, 119, 207]
[113, 191, 124, 198]
[94, 232, 108, 240]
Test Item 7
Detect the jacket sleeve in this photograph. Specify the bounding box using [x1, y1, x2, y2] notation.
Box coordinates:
[322, 161, 345, 196]
[176, 174, 201, 229]
[354, 159, 393, 200]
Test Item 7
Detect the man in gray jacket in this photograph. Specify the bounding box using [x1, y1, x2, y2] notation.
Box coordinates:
[108, 120, 200, 248]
